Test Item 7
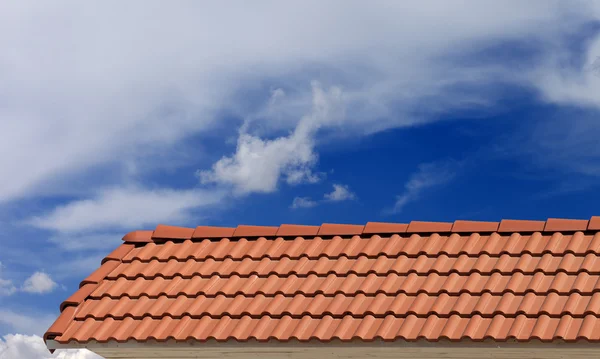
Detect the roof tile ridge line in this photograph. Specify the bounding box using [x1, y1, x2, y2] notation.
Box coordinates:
[123, 216, 600, 242]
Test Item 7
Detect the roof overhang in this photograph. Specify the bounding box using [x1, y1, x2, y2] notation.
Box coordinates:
[47, 339, 600, 359]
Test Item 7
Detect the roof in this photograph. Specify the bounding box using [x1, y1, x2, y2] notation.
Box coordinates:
[45, 217, 600, 348]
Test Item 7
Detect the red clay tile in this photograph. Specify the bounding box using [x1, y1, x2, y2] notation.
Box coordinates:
[44, 306, 76, 342]
[277, 224, 320, 237]
[588, 216, 600, 231]
[192, 226, 236, 239]
[60, 283, 98, 311]
[102, 243, 135, 264]
[452, 220, 499, 233]
[363, 222, 408, 234]
[46, 217, 600, 347]
[233, 225, 279, 237]
[121, 230, 153, 243]
[406, 221, 453, 233]
[544, 218, 589, 232]
[80, 260, 121, 286]
[153, 224, 195, 240]
[498, 220, 546, 233]
[318, 224, 364, 236]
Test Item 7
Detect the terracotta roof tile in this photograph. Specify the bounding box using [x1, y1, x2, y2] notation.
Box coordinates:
[277, 224, 320, 237]
[122, 230, 153, 243]
[406, 221, 453, 233]
[452, 220, 499, 233]
[318, 224, 364, 236]
[498, 220, 546, 233]
[544, 218, 589, 232]
[46, 217, 600, 347]
[192, 226, 235, 239]
[363, 222, 408, 234]
[153, 225, 195, 240]
[233, 225, 279, 237]
[588, 216, 600, 231]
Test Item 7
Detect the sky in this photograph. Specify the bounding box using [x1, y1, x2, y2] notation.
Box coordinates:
[1, 1, 600, 358]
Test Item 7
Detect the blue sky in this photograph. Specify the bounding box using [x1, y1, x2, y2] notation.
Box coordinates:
[1, 1, 600, 358]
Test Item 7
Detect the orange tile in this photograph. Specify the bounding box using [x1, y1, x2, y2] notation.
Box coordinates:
[363, 222, 408, 234]
[544, 218, 589, 232]
[406, 221, 453, 233]
[153, 224, 195, 240]
[102, 243, 135, 264]
[45, 217, 600, 346]
[318, 224, 364, 236]
[498, 219, 545, 233]
[44, 306, 76, 342]
[588, 216, 600, 230]
[452, 220, 499, 233]
[233, 225, 279, 237]
[192, 226, 236, 239]
[277, 224, 320, 237]
[121, 230, 153, 243]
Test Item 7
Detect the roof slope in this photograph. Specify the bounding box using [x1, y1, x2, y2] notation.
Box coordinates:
[45, 217, 600, 345]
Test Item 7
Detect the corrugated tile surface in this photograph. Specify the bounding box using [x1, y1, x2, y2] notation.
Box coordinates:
[45, 217, 600, 345]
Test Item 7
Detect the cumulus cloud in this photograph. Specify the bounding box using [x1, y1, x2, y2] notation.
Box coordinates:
[0, 334, 99, 359]
[27, 186, 224, 233]
[199, 82, 342, 194]
[290, 197, 318, 209]
[324, 184, 356, 202]
[22, 272, 57, 294]
[389, 161, 460, 213]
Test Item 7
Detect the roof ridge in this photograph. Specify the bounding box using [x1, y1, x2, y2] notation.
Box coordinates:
[122, 217, 600, 244]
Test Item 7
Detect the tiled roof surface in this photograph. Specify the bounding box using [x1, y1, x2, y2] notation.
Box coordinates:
[45, 217, 600, 345]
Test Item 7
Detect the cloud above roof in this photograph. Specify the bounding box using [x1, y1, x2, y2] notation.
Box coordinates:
[0, 1, 599, 204]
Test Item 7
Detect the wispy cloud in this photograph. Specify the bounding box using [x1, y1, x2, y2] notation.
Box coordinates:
[388, 161, 460, 213]
[0, 2, 597, 204]
[27, 186, 224, 233]
[290, 197, 318, 209]
[0, 262, 16, 297]
[291, 183, 356, 209]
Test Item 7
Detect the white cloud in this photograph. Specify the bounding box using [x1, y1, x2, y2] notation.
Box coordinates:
[324, 184, 356, 202]
[0, 2, 598, 203]
[199, 82, 342, 194]
[290, 197, 318, 209]
[22, 272, 57, 294]
[0, 334, 99, 359]
[48, 233, 122, 252]
[0, 262, 16, 297]
[27, 186, 224, 233]
[0, 279, 16, 297]
[531, 35, 600, 110]
[390, 161, 459, 213]
[0, 310, 56, 337]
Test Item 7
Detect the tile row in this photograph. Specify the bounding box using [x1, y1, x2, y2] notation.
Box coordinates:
[126, 218, 600, 243]
[90, 272, 600, 299]
[55, 314, 600, 343]
[123, 232, 600, 262]
[107, 253, 600, 280]
[75, 292, 600, 320]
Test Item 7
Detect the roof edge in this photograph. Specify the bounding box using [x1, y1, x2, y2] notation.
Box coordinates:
[120, 217, 600, 243]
